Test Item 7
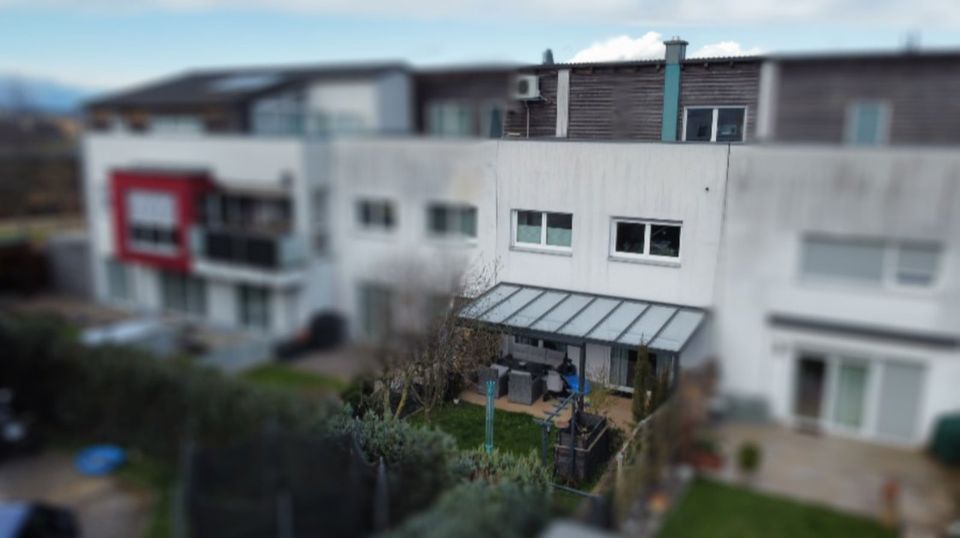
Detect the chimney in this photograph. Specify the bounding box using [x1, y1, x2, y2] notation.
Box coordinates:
[660, 37, 688, 141]
[542, 48, 555, 65]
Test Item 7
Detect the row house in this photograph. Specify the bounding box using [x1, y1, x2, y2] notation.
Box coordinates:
[82, 41, 960, 446]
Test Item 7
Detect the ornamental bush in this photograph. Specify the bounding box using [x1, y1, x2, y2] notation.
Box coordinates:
[380, 481, 550, 538]
[0, 314, 338, 459]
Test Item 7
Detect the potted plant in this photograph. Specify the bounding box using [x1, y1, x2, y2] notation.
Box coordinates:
[737, 441, 762, 483]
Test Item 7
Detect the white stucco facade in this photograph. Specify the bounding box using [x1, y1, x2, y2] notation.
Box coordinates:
[716, 145, 960, 444]
[82, 131, 960, 445]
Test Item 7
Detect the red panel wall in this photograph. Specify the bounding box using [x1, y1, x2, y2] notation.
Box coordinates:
[112, 169, 213, 272]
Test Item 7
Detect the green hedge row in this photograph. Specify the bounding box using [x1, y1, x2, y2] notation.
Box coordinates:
[0, 314, 552, 533]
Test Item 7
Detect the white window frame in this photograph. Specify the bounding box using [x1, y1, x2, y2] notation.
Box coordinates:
[426, 202, 478, 242]
[789, 344, 927, 444]
[681, 105, 748, 142]
[511, 209, 573, 253]
[356, 198, 396, 233]
[844, 100, 892, 146]
[609, 217, 682, 264]
[799, 234, 943, 292]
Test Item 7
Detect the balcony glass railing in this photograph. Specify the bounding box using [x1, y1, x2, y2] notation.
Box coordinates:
[190, 228, 306, 270]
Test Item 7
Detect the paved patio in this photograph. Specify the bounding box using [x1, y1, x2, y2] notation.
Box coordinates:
[458, 387, 635, 432]
[713, 422, 960, 538]
[0, 452, 150, 538]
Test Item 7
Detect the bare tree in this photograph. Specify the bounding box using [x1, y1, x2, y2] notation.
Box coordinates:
[369, 259, 503, 421]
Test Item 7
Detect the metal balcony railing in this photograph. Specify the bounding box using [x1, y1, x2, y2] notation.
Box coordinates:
[190, 228, 306, 270]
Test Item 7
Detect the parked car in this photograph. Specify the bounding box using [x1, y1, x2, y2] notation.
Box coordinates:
[0, 502, 79, 538]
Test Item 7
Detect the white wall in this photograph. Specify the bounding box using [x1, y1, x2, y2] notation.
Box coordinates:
[717, 145, 960, 444]
[376, 71, 413, 134]
[326, 137, 499, 338]
[494, 141, 730, 307]
[306, 80, 379, 133]
[83, 134, 315, 338]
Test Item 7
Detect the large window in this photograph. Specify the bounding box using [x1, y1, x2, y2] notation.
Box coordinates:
[159, 272, 206, 316]
[426, 101, 475, 137]
[427, 203, 477, 239]
[610, 219, 682, 261]
[845, 101, 891, 146]
[800, 236, 941, 288]
[356, 199, 396, 232]
[105, 259, 130, 301]
[237, 284, 270, 330]
[200, 194, 292, 234]
[514, 210, 572, 250]
[126, 190, 179, 255]
[683, 106, 746, 142]
[358, 283, 393, 341]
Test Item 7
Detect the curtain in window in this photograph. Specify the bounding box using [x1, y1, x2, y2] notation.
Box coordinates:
[832, 361, 867, 429]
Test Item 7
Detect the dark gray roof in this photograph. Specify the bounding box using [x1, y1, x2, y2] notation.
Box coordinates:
[517, 55, 763, 72]
[87, 61, 409, 109]
[459, 282, 707, 353]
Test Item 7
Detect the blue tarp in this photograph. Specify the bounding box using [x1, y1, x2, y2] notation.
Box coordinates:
[75, 445, 126, 476]
[563, 374, 591, 395]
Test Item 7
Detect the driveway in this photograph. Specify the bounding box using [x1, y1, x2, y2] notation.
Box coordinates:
[714, 422, 960, 538]
[0, 452, 150, 538]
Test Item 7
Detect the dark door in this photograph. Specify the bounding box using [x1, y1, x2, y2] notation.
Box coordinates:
[794, 355, 826, 420]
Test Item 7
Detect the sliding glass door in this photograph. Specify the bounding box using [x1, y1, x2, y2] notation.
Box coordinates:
[832, 361, 868, 429]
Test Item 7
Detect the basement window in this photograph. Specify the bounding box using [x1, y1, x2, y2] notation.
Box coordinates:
[683, 106, 746, 142]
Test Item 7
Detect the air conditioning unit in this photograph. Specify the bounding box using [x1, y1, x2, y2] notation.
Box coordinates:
[511, 75, 541, 100]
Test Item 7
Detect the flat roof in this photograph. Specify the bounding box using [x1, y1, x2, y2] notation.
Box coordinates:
[459, 282, 707, 353]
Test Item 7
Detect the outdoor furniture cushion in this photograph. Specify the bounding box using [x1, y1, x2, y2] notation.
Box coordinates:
[546, 370, 564, 393]
[508, 370, 545, 405]
[477, 365, 510, 398]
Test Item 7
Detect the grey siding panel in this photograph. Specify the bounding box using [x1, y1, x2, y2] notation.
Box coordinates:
[566, 66, 663, 140]
[677, 62, 761, 141]
[507, 60, 761, 142]
[775, 58, 960, 144]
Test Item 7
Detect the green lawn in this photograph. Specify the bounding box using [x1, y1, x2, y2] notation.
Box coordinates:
[241, 364, 346, 395]
[658, 479, 896, 538]
[412, 401, 547, 459]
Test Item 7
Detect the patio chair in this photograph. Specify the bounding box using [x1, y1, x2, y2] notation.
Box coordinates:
[545, 370, 565, 394]
[508, 369, 545, 405]
[476, 364, 510, 398]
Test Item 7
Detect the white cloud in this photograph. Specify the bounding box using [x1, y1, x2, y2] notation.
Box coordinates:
[569, 32, 665, 63]
[690, 41, 764, 58]
[569, 33, 762, 63]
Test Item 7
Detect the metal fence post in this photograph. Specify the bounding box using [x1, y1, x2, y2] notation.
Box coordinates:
[485, 379, 495, 454]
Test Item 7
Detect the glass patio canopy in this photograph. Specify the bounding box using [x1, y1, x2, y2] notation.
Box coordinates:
[459, 282, 707, 354]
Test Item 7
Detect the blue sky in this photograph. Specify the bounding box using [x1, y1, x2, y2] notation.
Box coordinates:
[2, 1, 959, 91]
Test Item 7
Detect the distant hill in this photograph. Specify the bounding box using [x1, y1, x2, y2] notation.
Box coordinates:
[0, 74, 97, 114]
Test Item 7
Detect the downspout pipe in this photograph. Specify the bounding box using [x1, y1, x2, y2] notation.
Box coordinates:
[660, 37, 688, 142]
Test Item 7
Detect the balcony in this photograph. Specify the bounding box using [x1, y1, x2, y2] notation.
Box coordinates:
[189, 228, 307, 286]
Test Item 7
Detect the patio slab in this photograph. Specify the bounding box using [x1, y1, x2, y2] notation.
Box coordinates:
[0, 452, 150, 538]
[713, 422, 960, 538]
